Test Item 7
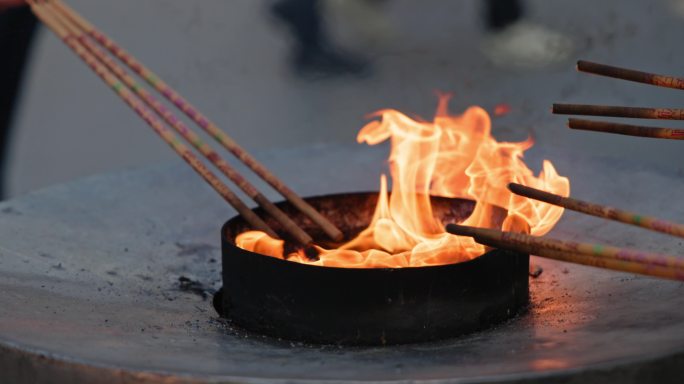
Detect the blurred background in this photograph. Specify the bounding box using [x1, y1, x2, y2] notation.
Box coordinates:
[1, 0, 683, 198]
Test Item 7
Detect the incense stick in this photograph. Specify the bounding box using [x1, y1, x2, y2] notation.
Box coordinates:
[445, 224, 684, 282]
[51, 0, 343, 242]
[478, 236, 684, 281]
[567, 118, 684, 140]
[577, 60, 684, 91]
[43, 2, 313, 245]
[447, 225, 684, 268]
[27, 1, 279, 239]
[508, 183, 684, 239]
[553, 104, 684, 120]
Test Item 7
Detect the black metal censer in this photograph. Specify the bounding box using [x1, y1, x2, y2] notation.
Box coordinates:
[220, 192, 529, 346]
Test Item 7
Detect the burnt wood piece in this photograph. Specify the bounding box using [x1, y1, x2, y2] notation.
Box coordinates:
[221, 192, 529, 346]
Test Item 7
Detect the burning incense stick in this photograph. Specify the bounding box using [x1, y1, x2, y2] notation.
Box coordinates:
[27, 1, 280, 239]
[508, 183, 684, 239]
[445, 224, 684, 282]
[43, 2, 314, 245]
[553, 104, 684, 120]
[51, 0, 343, 242]
[567, 118, 684, 140]
[577, 60, 684, 91]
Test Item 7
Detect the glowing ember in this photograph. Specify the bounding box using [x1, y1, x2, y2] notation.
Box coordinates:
[236, 94, 570, 268]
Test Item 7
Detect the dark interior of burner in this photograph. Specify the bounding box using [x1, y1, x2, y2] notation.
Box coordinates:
[225, 192, 506, 247]
[219, 192, 529, 346]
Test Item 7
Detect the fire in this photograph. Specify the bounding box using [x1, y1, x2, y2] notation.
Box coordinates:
[236, 94, 570, 268]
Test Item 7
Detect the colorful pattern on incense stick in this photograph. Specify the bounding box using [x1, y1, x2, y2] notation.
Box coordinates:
[577, 60, 684, 91]
[88, 28, 209, 134]
[560, 61, 684, 141]
[30, 4, 276, 237]
[499, 231, 681, 268]
[49, 4, 313, 244]
[82, 52, 310, 243]
[68, 10, 342, 240]
[567, 119, 684, 140]
[480, 236, 684, 281]
[445, 224, 684, 282]
[79, 16, 342, 241]
[553, 104, 684, 120]
[508, 183, 684, 239]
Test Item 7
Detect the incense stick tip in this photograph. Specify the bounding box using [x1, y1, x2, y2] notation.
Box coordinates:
[445, 223, 476, 237]
[303, 244, 320, 261]
[507, 182, 522, 194]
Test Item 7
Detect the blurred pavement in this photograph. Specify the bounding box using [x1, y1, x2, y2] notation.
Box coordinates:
[6, 0, 684, 197]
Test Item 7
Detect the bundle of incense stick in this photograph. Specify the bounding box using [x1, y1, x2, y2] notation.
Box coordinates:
[445, 183, 684, 281]
[28, 0, 343, 247]
[446, 224, 684, 282]
[553, 60, 684, 140]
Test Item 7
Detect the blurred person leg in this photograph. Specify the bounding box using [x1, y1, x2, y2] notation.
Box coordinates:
[0, 5, 38, 198]
[485, 0, 524, 31]
[481, 0, 573, 69]
[670, 0, 684, 17]
[271, 0, 369, 77]
[326, 0, 395, 48]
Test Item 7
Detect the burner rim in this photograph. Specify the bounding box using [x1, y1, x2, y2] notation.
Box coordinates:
[223, 190, 505, 271]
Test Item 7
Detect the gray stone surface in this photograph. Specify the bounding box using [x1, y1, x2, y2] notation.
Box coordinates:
[0, 144, 683, 383]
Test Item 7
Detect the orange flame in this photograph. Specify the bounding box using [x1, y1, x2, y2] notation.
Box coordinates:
[237, 95, 570, 268]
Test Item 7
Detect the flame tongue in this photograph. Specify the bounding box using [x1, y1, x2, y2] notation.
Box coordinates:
[236, 95, 570, 268]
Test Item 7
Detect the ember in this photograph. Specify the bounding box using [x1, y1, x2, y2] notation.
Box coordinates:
[237, 95, 570, 267]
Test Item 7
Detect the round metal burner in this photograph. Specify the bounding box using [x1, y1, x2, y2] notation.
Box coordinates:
[220, 192, 529, 345]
